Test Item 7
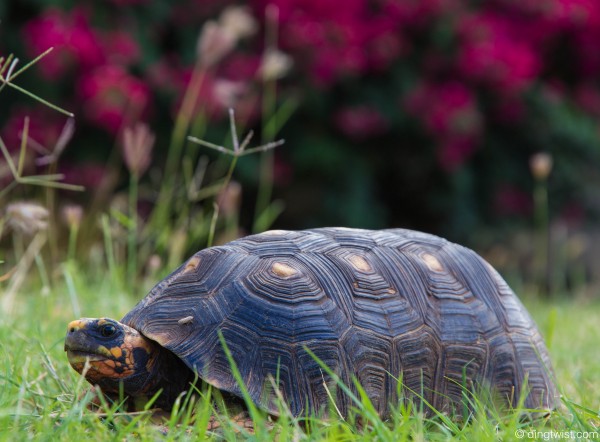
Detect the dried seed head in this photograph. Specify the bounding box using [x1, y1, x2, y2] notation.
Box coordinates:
[220, 6, 257, 40]
[5, 202, 49, 235]
[259, 49, 293, 81]
[213, 80, 246, 109]
[122, 123, 155, 178]
[62, 204, 83, 229]
[530, 152, 553, 181]
[217, 181, 242, 217]
[197, 21, 237, 67]
[147, 254, 162, 273]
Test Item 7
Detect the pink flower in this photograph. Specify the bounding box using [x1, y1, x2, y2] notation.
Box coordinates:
[103, 31, 141, 66]
[457, 12, 541, 93]
[407, 81, 481, 136]
[147, 56, 182, 95]
[219, 54, 261, 81]
[77, 65, 150, 135]
[494, 185, 532, 216]
[438, 137, 479, 171]
[406, 81, 483, 169]
[22, 8, 104, 79]
[60, 162, 107, 189]
[575, 83, 600, 116]
[273, 155, 293, 186]
[256, 0, 394, 86]
[382, 0, 463, 27]
[1, 107, 63, 153]
[365, 16, 405, 71]
[170, 69, 225, 120]
[492, 95, 527, 124]
[334, 106, 388, 140]
[551, 0, 600, 28]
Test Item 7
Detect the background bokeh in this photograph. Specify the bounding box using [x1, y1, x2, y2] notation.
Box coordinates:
[3, 0, 600, 292]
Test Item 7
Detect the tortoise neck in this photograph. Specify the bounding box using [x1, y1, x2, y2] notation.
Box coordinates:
[132, 344, 196, 410]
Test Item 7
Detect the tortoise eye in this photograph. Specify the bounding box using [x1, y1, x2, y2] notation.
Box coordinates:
[99, 324, 117, 338]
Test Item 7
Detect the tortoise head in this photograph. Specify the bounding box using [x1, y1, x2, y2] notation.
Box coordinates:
[64, 318, 158, 397]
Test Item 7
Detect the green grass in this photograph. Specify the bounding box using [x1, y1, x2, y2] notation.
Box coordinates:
[0, 270, 599, 441]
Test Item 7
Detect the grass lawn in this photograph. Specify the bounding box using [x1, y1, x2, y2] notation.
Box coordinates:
[1, 268, 599, 441]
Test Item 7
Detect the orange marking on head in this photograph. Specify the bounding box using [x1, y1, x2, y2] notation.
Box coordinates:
[96, 345, 113, 358]
[182, 256, 201, 274]
[110, 347, 123, 359]
[67, 319, 87, 332]
[86, 360, 134, 383]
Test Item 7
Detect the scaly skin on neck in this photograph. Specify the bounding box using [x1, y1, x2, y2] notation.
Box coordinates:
[65, 318, 194, 410]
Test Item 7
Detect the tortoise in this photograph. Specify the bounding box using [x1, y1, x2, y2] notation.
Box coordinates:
[65, 228, 558, 416]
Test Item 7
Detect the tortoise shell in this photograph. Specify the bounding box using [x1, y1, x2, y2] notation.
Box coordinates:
[122, 228, 558, 416]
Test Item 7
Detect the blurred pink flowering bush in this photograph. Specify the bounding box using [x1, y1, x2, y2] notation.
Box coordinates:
[3, 0, 600, 238]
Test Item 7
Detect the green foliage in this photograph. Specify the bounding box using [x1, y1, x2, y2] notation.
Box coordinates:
[0, 276, 599, 440]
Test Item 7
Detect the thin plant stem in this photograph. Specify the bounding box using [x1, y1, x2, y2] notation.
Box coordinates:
[17, 117, 29, 177]
[151, 66, 205, 230]
[45, 160, 59, 265]
[67, 224, 79, 262]
[207, 203, 220, 249]
[63, 263, 81, 318]
[33, 253, 50, 293]
[101, 214, 118, 286]
[187, 110, 284, 246]
[207, 156, 238, 248]
[1, 81, 73, 117]
[2, 232, 46, 314]
[10, 47, 54, 81]
[534, 178, 550, 296]
[13, 233, 25, 262]
[128, 174, 139, 288]
[254, 5, 280, 233]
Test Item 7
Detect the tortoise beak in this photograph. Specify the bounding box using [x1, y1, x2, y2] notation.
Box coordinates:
[64, 319, 88, 352]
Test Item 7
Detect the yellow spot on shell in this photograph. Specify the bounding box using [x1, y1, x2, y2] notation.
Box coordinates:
[348, 254, 372, 272]
[422, 253, 443, 272]
[271, 262, 297, 278]
[183, 256, 201, 274]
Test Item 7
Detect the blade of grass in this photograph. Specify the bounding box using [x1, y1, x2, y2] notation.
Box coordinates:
[217, 331, 264, 436]
[2, 81, 74, 117]
[17, 119, 29, 177]
[10, 47, 54, 81]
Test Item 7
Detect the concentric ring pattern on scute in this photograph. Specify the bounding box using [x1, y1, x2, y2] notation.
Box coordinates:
[122, 228, 558, 417]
